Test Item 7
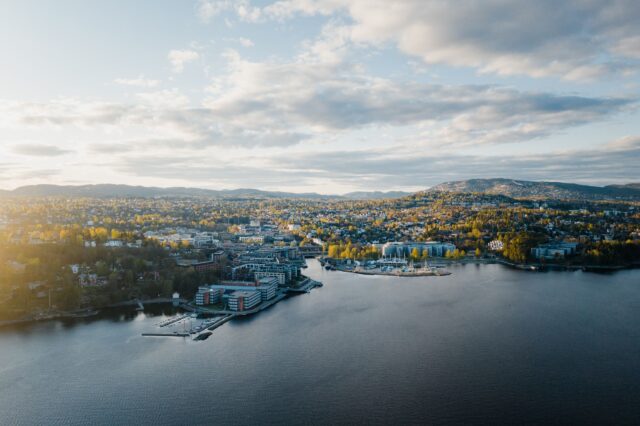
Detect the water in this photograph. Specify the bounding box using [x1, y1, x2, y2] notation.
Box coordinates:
[1, 261, 639, 425]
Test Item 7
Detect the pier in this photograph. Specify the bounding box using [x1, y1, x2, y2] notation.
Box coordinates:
[141, 332, 190, 337]
[204, 314, 234, 331]
[157, 314, 189, 327]
[285, 279, 323, 293]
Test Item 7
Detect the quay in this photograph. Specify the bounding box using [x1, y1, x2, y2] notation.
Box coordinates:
[141, 332, 190, 337]
[285, 278, 323, 293]
[335, 266, 451, 277]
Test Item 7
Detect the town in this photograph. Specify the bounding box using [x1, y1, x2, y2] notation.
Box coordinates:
[1, 190, 639, 327]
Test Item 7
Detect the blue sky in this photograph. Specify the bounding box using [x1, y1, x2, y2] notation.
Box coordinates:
[1, 0, 639, 193]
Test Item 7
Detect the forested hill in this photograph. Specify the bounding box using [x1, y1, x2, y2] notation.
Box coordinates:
[429, 178, 640, 200]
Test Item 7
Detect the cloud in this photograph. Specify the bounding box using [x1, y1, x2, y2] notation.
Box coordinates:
[264, 138, 640, 189]
[238, 37, 254, 47]
[606, 135, 640, 150]
[101, 135, 640, 191]
[0, 59, 634, 152]
[11, 144, 71, 157]
[197, 0, 262, 23]
[134, 89, 190, 108]
[212, 0, 640, 80]
[168, 49, 200, 73]
[204, 50, 634, 146]
[114, 75, 160, 88]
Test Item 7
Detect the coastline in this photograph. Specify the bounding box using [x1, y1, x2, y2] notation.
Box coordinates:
[332, 267, 451, 277]
[321, 256, 640, 276]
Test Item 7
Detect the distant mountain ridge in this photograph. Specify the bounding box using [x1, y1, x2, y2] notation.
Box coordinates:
[0, 184, 410, 200]
[429, 178, 640, 200]
[2, 180, 639, 200]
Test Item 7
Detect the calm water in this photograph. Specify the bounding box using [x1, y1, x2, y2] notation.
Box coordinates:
[1, 260, 639, 425]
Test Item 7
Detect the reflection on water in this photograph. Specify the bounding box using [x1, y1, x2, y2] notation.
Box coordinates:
[1, 260, 639, 425]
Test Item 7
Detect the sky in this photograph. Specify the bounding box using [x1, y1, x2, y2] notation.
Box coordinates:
[1, 0, 639, 194]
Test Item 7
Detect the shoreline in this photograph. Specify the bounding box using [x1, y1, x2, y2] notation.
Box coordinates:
[334, 267, 451, 277]
[321, 256, 640, 275]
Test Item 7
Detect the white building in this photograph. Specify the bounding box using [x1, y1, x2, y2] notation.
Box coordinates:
[488, 240, 504, 251]
[381, 241, 456, 258]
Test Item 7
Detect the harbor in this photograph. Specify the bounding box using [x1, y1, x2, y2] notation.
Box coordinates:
[142, 278, 323, 340]
[321, 257, 451, 277]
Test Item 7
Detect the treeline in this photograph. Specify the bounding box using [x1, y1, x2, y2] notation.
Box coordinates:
[585, 241, 640, 265]
[0, 241, 225, 318]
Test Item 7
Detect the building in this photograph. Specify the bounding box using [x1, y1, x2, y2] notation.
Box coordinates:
[488, 240, 504, 251]
[195, 286, 223, 306]
[104, 239, 124, 247]
[231, 262, 300, 284]
[197, 277, 278, 308]
[254, 271, 286, 286]
[256, 277, 278, 300]
[530, 242, 578, 259]
[226, 290, 261, 312]
[238, 235, 265, 244]
[381, 241, 456, 258]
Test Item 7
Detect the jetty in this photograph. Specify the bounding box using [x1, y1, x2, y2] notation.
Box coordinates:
[141, 332, 189, 337]
[204, 314, 234, 331]
[285, 278, 323, 293]
[157, 314, 189, 327]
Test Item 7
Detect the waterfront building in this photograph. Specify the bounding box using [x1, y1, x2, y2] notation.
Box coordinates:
[254, 271, 286, 285]
[256, 277, 278, 300]
[381, 241, 456, 258]
[231, 262, 300, 284]
[195, 286, 223, 306]
[225, 290, 262, 312]
[205, 278, 278, 303]
[531, 242, 578, 259]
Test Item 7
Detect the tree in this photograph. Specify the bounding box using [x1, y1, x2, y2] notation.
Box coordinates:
[410, 248, 420, 261]
[420, 249, 429, 261]
[327, 244, 340, 258]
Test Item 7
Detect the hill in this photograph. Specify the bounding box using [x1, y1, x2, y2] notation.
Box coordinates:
[342, 191, 411, 200]
[429, 178, 640, 200]
[0, 184, 407, 200]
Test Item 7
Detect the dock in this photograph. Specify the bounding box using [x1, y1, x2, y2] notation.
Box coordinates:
[204, 314, 234, 331]
[141, 332, 189, 337]
[285, 279, 323, 293]
[157, 314, 189, 327]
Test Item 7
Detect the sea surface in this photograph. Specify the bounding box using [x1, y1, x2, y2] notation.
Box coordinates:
[1, 260, 639, 425]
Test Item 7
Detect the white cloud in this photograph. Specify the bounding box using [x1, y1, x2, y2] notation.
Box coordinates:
[211, 0, 640, 80]
[203, 49, 634, 147]
[134, 89, 190, 109]
[114, 75, 160, 88]
[197, 0, 262, 23]
[11, 144, 71, 157]
[168, 49, 200, 73]
[238, 37, 254, 47]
